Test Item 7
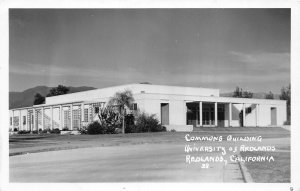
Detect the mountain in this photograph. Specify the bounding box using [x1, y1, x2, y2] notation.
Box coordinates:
[9, 86, 96, 109]
[220, 92, 281, 99]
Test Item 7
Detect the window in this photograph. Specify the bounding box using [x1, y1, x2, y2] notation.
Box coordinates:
[84, 108, 89, 122]
[131, 103, 137, 111]
[94, 107, 99, 114]
[23, 116, 26, 125]
[13, 117, 19, 126]
[10, 117, 12, 125]
[246, 107, 252, 114]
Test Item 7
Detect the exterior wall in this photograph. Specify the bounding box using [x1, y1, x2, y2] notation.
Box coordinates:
[8, 84, 288, 132]
[45, 84, 219, 105]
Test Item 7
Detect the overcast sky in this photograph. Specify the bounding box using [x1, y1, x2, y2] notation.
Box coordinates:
[9, 9, 290, 93]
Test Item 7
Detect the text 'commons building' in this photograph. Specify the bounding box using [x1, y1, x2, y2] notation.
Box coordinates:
[9, 84, 287, 132]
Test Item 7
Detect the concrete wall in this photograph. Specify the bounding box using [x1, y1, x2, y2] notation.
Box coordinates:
[46, 84, 219, 105]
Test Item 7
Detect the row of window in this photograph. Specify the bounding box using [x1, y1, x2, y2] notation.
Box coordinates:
[10, 103, 139, 126]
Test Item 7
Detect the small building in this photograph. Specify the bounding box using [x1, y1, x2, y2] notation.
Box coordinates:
[9, 84, 287, 132]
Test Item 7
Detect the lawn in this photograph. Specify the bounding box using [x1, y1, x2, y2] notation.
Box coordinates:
[9, 127, 290, 183]
[10, 127, 290, 156]
[240, 146, 290, 183]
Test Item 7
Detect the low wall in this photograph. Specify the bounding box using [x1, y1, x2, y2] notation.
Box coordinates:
[165, 125, 193, 132]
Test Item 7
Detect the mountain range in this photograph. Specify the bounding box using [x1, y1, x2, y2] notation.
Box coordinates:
[9, 86, 280, 109]
[9, 86, 96, 109]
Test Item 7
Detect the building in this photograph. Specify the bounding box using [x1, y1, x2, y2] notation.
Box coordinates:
[9, 84, 287, 132]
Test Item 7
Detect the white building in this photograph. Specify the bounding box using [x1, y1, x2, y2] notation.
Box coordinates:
[9, 84, 287, 132]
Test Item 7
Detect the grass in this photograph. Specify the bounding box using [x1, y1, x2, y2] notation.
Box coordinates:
[240, 147, 290, 183]
[9, 127, 290, 183]
[9, 127, 290, 156]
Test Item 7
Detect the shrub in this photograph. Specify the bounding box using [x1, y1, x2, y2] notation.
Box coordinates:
[32, 130, 38, 134]
[39, 128, 42, 132]
[284, 120, 291, 125]
[17, 130, 30, 134]
[125, 124, 138, 133]
[79, 127, 88, 134]
[41, 128, 50, 134]
[62, 127, 69, 131]
[50, 128, 61, 134]
[170, 129, 176, 132]
[135, 113, 166, 133]
[13, 128, 18, 132]
[87, 122, 106, 134]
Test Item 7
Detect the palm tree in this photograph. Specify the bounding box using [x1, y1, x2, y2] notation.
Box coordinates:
[108, 89, 134, 134]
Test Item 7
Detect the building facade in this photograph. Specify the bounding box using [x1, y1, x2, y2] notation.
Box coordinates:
[9, 84, 287, 132]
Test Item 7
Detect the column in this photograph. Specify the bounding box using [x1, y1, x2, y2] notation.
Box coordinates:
[12, 110, 14, 130]
[60, 105, 63, 130]
[41, 107, 44, 130]
[229, 103, 232, 127]
[242, 103, 246, 127]
[70, 104, 73, 130]
[81, 103, 84, 129]
[19, 110, 22, 130]
[256, 104, 259, 127]
[214, 102, 218, 126]
[33, 108, 36, 131]
[50, 106, 53, 130]
[199, 101, 203, 126]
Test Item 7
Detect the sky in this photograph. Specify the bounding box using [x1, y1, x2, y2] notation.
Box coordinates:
[9, 9, 290, 93]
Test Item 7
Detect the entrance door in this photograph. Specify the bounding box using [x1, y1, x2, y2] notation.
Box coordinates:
[161, 103, 169, 125]
[203, 107, 214, 126]
[271, 107, 277, 125]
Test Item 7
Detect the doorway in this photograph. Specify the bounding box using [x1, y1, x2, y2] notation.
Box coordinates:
[161, 103, 169, 125]
[271, 107, 277, 125]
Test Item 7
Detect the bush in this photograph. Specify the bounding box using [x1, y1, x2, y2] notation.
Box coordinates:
[62, 127, 69, 131]
[79, 127, 88, 134]
[87, 122, 106, 134]
[32, 130, 38, 134]
[125, 124, 138, 133]
[135, 113, 166, 133]
[17, 130, 30, 134]
[39, 128, 42, 132]
[170, 129, 176, 132]
[41, 128, 50, 134]
[50, 128, 61, 134]
[13, 128, 18, 132]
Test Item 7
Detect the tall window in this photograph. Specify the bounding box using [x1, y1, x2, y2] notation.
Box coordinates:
[64, 110, 69, 128]
[94, 107, 99, 114]
[131, 103, 137, 110]
[73, 109, 81, 129]
[84, 108, 89, 122]
[23, 116, 26, 125]
[10, 117, 12, 125]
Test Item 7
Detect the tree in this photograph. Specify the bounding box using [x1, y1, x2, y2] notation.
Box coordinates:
[265, 91, 274, 99]
[280, 84, 291, 123]
[33, 93, 45, 105]
[47, 85, 69, 97]
[107, 89, 134, 134]
[233, 86, 253, 98]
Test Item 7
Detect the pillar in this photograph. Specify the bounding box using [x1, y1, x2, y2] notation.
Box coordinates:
[19, 110, 22, 130]
[214, 102, 218, 126]
[33, 108, 37, 131]
[256, 104, 259, 127]
[229, 103, 232, 127]
[50, 106, 53, 130]
[12, 110, 14, 130]
[60, 105, 63, 130]
[81, 103, 84, 129]
[242, 103, 246, 127]
[70, 104, 73, 130]
[199, 101, 203, 126]
[41, 107, 44, 130]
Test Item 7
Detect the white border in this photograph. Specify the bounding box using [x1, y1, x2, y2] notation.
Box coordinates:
[1, 0, 299, 191]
